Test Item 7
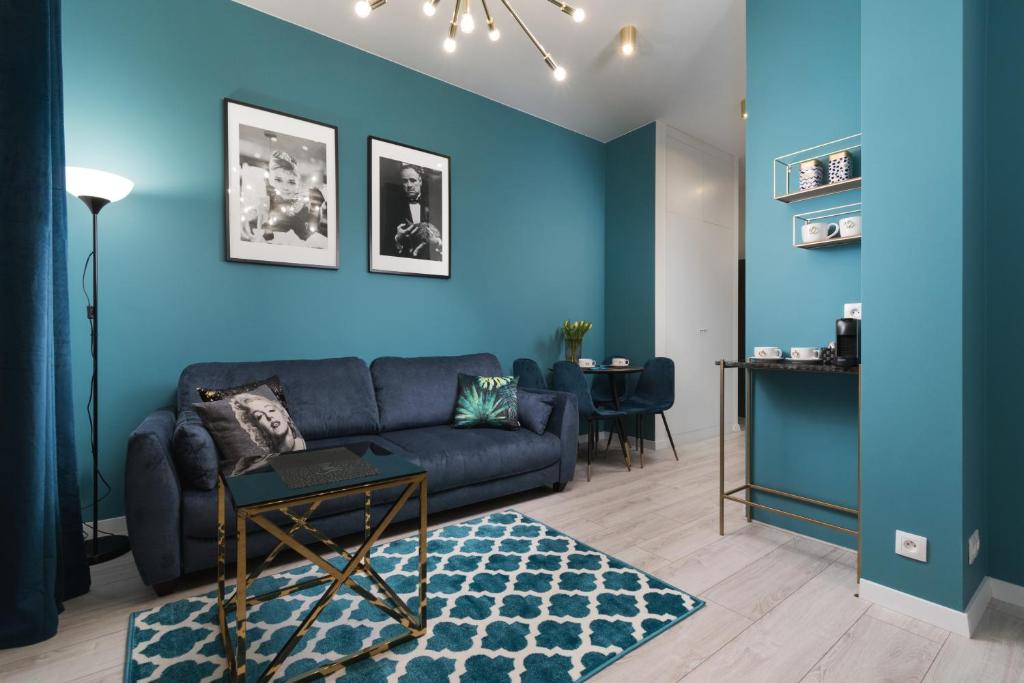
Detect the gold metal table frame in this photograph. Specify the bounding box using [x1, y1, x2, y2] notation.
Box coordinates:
[717, 360, 861, 589]
[216, 471, 428, 683]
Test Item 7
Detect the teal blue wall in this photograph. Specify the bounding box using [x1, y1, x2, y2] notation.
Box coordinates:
[861, 0, 972, 609]
[986, 0, 1024, 587]
[604, 124, 656, 436]
[745, 0, 861, 548]
[61, 0, 606, 518]
[962, 0, 989, 603]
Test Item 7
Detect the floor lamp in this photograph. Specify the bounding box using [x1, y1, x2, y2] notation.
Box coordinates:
[66, 166, 134, 565]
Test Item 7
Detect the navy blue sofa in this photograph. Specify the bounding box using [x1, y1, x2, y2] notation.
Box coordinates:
[124, 353, 578, 593]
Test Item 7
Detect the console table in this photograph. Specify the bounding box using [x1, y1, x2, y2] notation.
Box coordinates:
[716, 360, 861, 585]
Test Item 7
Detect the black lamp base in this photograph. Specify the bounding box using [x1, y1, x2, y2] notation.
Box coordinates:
[85, 534, 131, 565]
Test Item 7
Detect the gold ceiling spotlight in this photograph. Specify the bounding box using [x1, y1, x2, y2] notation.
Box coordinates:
[619, 25, 637, 57]
[354, 0, 586, 82]
[741, 98, 748, 120]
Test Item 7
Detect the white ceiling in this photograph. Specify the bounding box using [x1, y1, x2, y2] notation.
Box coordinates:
[234, 0, 745, 152]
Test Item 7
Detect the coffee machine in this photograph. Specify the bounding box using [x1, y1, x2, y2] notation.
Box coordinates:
[835, 318, 860, 367]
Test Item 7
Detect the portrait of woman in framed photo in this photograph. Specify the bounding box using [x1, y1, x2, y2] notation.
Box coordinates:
[224, 99, 339, 269]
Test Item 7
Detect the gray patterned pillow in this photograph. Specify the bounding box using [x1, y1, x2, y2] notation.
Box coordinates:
[193, 385, 306, 476]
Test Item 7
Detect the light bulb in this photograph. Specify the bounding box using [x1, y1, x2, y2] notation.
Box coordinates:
[443, 37, 457, 53]
[354, 1, 371, 18]
[553, 66, 567, 81]
[621, 42, 634, 56]
[572, 7, 585, 22]
[488, 27, 501, 41]
[422, 1, 436, 16]
[460, 11, 475, 33]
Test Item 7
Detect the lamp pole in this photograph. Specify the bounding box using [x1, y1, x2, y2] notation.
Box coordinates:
[66, 168, 132, 565]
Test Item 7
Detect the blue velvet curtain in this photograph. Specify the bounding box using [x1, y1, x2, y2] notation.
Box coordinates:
[0, 0, 91, 647]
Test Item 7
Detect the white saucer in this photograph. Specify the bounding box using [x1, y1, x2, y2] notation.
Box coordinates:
[786, 357, 822, 363]
[747, 356, 782, 363]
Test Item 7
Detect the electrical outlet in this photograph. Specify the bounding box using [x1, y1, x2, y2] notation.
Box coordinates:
[968, 529, 981, 565]
[895, 530, 928, 562]
[844, 303, 862, 319]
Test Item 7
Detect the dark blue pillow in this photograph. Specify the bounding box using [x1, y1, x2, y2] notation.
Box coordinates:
[518, 390, 555, 435]
[172, 411, 219, 490]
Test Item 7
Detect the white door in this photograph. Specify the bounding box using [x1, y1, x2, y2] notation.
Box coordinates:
[659, 128, 738, 443]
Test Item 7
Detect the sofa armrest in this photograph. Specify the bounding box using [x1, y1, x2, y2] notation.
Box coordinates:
[124, 408, 182, 586]
[521, 388, 578, 484]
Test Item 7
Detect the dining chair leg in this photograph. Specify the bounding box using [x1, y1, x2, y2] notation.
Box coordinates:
[604, 428, 613, 452]
[635, 414, 644, 469]
[586, 421, 593, 482]
[661, 412, 679, 461]
[615, 418, 632, 471]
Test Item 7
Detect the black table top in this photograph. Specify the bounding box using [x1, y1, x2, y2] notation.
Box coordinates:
[582, 366, 642, 374]
[717, 360, 860, 374]
[222, 439, 424, 509]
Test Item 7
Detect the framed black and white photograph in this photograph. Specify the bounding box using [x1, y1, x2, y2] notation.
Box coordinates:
[369, 136, 450, 278]
[224, 99, 338, 269]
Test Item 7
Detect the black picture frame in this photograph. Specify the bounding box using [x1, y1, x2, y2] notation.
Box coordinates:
[367, 136, 452, 279]
[223, 98, 339, 269]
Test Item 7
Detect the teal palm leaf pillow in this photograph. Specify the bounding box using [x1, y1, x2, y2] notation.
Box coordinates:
[453, 374, 520, 429]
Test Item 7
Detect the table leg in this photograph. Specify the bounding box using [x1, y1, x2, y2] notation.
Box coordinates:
[418, 477, 428, 633]
[745, 368, 753, 523]
[216, 477, 234, 673]
[235, 510, 247, 682]
[719, 361, 725, 536]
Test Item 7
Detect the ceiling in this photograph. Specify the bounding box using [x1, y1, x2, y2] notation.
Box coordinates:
[234, 0, 745, 152]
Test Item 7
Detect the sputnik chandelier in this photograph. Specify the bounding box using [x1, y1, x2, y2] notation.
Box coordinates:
[353, 0, 587, 82]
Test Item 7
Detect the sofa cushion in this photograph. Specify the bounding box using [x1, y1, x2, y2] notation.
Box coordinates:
[177, 357, 380, 440]
[453, 374, 520, 430]
[382, 424, 561, 493]
[192, 385, 307, 477]
[371, 353, 502, 432]
[517, 390, 555, 435]
[172, 411, 219, 490]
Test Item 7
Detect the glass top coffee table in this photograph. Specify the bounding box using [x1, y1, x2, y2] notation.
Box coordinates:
[216, 440, 428, 682]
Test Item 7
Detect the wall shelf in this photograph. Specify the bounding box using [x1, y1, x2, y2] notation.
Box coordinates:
[796, 235, 861, 249]
[774, 134, 862, 202]
[792, 201, 862, 249]
[776, 177, 861, 203]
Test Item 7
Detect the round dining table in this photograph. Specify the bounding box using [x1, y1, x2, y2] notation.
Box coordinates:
[582, 366, 642, 409]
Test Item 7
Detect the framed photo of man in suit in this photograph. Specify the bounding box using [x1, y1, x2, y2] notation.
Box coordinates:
[368, 137, 450, 278]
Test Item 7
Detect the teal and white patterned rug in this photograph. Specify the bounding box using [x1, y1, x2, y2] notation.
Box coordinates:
[125, 510, 703, 682]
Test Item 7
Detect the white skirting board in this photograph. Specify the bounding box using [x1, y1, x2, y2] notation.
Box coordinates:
[859, 575, 1024, 637]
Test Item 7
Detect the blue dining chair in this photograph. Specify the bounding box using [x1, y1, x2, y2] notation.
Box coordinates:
[552, 361, 632, 482]
[619, 357, 678, 467]
[590, 354, 629, 406]
[513, 358, 547, 390]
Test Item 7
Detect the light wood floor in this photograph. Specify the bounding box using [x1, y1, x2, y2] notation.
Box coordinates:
[3, 433, 1022, 682]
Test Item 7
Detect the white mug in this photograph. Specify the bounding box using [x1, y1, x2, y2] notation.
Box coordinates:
[753, 346, 782, 359]
[839, 215, 862, 238]
[610, 357, 630, 367]
[578, 358, 596, 368]
[801, 222, 829, 243]
[790, 347, 821, 360]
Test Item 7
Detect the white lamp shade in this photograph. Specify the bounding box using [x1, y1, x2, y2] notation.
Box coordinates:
[65, 166, 134, 203]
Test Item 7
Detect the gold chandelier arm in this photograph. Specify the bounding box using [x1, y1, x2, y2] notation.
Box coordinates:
[481, 0, 496, 31]
[499, 0, 556, 69]
[546, 0, 578, 18]
[449, 0, 463, 39]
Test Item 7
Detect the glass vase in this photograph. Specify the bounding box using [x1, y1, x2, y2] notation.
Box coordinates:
[565, 338, 581, 364]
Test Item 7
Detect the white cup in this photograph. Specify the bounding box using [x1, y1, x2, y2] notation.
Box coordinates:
[839, 215, 862, 238]
[753, 346, 783, 359]
[578, 358, 595, 368]
[789, 347, 821, 360]
[801, 222, 829, 243]
[610, 357, 630, 367]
